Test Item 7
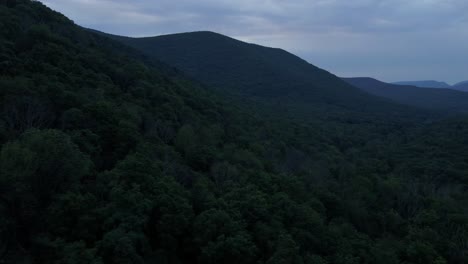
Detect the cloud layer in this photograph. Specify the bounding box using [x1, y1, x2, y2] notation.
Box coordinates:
[43, 0, 468, 83]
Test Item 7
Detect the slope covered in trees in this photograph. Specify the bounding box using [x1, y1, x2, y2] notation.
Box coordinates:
[1, 1, 468, 264]
[343, 77, 468, 113]
[109, 31, 425, 121]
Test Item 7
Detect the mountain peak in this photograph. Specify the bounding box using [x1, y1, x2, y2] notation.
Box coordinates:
[155, 30, 224, 37]
[138, 31, 236, 42]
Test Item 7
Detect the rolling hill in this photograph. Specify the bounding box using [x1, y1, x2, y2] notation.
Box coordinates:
[453, 81, 468, 92]
[393, 80, 468, 92]
[454, 80, 468, 86]
[108, 31, 420, 120]
[392, 80, 451, 88]
[343, 77, 468, 112]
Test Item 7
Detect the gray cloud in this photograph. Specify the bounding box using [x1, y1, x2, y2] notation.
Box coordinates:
[42, 0, 468, 83]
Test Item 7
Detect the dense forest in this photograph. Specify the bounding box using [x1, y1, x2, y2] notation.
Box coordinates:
[1, 1, 468, 264]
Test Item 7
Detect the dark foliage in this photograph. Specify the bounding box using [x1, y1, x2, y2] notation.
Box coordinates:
[1, 1, 467, 264]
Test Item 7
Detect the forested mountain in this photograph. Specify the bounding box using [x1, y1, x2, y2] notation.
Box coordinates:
[392, 80, 451, 89]
[1, 1, 468, 264]
[343, 77, 468, 112]
[108, 31, 423, 121]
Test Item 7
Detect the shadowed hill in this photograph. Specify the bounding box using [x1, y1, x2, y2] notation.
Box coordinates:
[392, 80, 451, 88]
[392, 79, 468, 93]
[453, 81, 468, 92]
[108, 31, 422, 119]
[343, 77, 468, 112]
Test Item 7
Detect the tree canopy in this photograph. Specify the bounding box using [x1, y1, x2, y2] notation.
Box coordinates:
[0, 1, 467, 264]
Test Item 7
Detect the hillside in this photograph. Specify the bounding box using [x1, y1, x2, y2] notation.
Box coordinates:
[109, 31, 422, 120]
[392, 80, 468, 93]
[454, 80, 468, 86]
[453, 81, 468, 92]
[1, 1, 468, 264]
[343, 77, 468, 112]
[392, 80, 451, 88]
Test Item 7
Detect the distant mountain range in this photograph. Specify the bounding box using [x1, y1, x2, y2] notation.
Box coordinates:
[343, 77, 468, 112]
[393, 80, 468, 92]
[392, 80, 451, 88]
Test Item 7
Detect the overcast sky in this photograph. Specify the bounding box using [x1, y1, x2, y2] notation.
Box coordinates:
[43, 0, 467, 84]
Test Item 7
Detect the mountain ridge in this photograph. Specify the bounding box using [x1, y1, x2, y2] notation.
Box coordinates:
[105, 30, 428, 120]
[392, 80, 468, 92]
[343, 77, 468, 112]
[453, 81, 468, 92]
[392, 80, 451, 88]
